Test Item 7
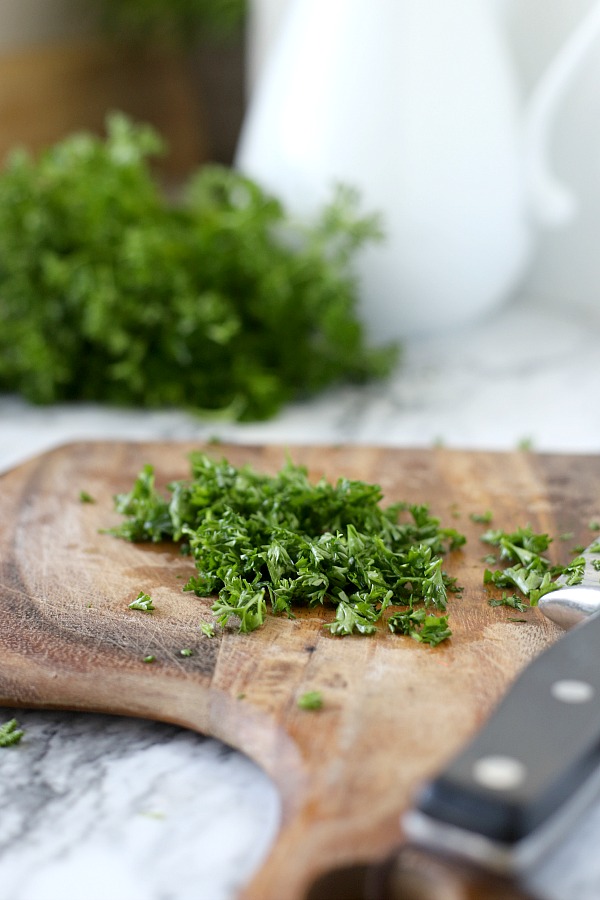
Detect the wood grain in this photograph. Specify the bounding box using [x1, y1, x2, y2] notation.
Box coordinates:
[1, 441, 595, 898]
[0, 38, 207, 175]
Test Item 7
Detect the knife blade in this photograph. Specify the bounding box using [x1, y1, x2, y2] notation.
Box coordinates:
[402, 540, 600, 876]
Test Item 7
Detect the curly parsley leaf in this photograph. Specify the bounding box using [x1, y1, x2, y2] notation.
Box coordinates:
[489, 593, 529, 612]
[0, 718, 24, 747]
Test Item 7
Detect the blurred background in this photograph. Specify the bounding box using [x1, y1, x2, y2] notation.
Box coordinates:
[503, 0, 600, 316]
[0, 0, 599, 317]
[1, 0, 600, 455]
[0, 0, 246, 175]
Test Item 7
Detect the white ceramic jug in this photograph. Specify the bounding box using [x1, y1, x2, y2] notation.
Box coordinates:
[236, 0, 600, 340]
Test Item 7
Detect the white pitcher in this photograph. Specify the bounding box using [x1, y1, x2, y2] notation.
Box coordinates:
[236, 0, 600, 340]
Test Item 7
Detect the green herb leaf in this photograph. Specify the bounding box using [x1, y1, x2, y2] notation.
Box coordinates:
[470, 511, 493, 525]
[489, 593, 528, 612]
[297, 691, 323, 710]
[481, 525, 589, 608]
[388, 608, 451, 646]
[0, 718, 24, 747]
[128, 591, 155, 612]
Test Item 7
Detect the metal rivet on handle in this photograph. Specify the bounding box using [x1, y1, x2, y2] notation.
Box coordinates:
[472, 755, 526, 791]
[551, 679, 595, 704]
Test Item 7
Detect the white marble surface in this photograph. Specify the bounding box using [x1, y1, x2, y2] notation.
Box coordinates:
[2, 294, 600, 900]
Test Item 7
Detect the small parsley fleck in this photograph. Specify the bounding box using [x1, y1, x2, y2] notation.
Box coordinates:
[489, 593, 528, 612]
[0, 718, 24, 747]
[143, 655, 156, 663]
[179, 648, 193, 657]
[199, 623, 216, 638]
[129, 591, 155, 612]
[297, 691, 323, 710]
[470, 511, 493, 525]
[79, 490, 96, 503]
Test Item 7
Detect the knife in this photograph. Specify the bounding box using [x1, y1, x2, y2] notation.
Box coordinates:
[403, 539, 600, 875]
[307, 542, 600, 899]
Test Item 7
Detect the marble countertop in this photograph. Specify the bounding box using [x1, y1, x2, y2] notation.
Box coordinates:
[2, 295, 600, 900]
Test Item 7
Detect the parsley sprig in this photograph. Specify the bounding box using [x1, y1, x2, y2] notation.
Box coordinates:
[110, 454, 465, 644]
[0, 718, 24, 747]
[128, 591, 155, 612]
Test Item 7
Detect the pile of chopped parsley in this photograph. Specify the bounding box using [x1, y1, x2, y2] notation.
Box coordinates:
[109, 454, 595, 645]
[0, 113, 395, 420]
[110, 453, 465, 645]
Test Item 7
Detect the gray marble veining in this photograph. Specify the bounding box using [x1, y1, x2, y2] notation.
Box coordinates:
[0, 709, 279, 900]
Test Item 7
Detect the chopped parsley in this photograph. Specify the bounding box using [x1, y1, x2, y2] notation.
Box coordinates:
[143, 655, 156, 663]
[128, 591, 155, 612]
[110, 453, 465, 644]
[179, 648, 193, 657]
[79, 490, 96, 504]
[388, 608, 451, 646]
[199, 623, 216, 638]
[297, 691, 323, 710]
[481, 525, 586, 607]
[470, 511, 493, 525]
[0, 718, 24, 747]
[489, 593, 529, 612]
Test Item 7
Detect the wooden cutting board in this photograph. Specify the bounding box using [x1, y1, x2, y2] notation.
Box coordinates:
[2, 440, 596, 899]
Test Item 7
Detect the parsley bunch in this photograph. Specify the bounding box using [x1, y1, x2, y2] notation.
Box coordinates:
[0, 114, 395, 420]
[110, 453, 465, 644]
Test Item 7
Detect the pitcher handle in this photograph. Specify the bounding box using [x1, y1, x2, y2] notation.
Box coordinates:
[525, 0, 600, 228]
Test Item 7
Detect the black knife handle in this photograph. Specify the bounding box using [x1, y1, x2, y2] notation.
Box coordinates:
[411, 610, 600, 861]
